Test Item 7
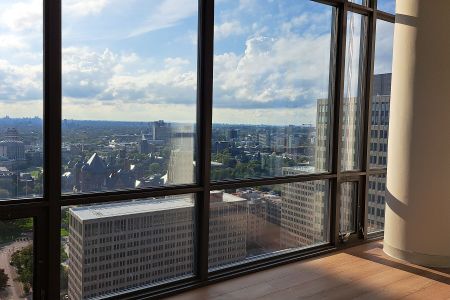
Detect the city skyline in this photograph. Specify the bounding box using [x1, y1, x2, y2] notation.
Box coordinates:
[0, 0, 393, 125]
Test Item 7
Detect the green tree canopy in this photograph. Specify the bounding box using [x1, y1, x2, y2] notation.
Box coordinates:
[11, 245, 33, 288]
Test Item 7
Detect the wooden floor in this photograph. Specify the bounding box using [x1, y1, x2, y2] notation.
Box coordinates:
[165, 241, 450, 300]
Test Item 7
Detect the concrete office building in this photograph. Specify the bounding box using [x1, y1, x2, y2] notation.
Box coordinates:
[367, 73, 392, 232]
[68, 192, 247, 299]
[280, 166, 328, 248]
[280, 73, 392, 246]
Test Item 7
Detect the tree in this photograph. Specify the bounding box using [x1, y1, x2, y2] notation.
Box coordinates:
[10, 245, 33, 290]
[149, 163, 161, 175]
[0, 268, 8, 290]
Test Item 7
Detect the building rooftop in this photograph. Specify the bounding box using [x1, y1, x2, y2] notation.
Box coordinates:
[210, 190, 247, 204]
[70, 197, 194, 221]
[222, 192, 247, 203]
[282, 165, 317, 174]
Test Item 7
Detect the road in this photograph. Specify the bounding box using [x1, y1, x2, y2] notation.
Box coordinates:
[0, 240, 32, 300]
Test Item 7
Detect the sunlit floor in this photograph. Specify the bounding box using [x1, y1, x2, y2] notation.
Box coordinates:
[165, 241, 450, 300]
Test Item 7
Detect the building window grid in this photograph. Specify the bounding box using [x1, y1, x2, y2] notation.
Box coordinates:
[0, 0, 393, 299]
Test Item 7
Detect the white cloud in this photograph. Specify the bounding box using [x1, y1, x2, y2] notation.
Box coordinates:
[214, 21, 245, 40]
[61, 47, 196, 106]
[0, 35, 28, 50]
[0, 59, 42, 102]
[213, 31, 331, 106]
[213, 106, 317, 126]
[0, 4, 341, 125]
[64, 0, 110, 17]
[0, 0, 42, 32]
[62, 100, 196, 122]
[129, 0, 197, 37]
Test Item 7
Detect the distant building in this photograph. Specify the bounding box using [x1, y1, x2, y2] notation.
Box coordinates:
[80, 153, 107, 192]
[151, 120, 170, 142]
[138, 133, 150, 154]
[237, 190, 267, 248]
[264, 194, 282, 226]
[258, 132, 271, 150]
[69, 153, 136, 193]
[212, 141, 230, 154]
[166, 125, 195, 185]
[0, 166, 16, 198]
[227, 129, 238, 140]
[0, 128, 25, 161]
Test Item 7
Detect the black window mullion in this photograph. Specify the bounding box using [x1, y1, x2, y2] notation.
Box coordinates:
[330, 1, 348, 246]
[362, 2, 378, 240]
[196, 0, 215, 281]
[43, 0, 62, 298]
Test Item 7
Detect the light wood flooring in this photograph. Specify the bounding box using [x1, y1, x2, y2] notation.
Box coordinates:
[165, 241, 450, 300]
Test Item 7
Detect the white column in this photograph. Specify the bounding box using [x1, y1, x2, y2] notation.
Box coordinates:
[384, 0, 450, 267]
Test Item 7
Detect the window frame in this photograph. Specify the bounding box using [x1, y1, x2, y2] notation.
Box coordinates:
[0, 0, 394, 298]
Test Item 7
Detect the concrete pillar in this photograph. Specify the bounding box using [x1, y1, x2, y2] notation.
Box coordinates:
[384, 0, 450, 267]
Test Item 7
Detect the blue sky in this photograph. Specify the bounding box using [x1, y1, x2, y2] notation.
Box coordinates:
[0, 0, 394, 125]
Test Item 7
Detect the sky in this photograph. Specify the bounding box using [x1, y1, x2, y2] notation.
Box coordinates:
[0, 0, 394, 125]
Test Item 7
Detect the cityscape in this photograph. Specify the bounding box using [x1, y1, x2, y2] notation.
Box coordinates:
[0, 73, 390, 299]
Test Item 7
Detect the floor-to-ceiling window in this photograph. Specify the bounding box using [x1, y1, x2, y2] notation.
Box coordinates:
[0, 0, 394, 299]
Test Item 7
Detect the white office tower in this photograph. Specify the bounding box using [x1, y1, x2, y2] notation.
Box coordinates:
[68, 192, 248, 299]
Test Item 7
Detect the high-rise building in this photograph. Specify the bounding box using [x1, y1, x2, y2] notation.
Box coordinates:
[280, 73, 391, 245]
[280, 166, 329, 248]
[208, 191, 248, 268]
[138, 133, 150, 154]
[68, 192, 248, 299]
[367, 73, 391, 232]
[151, 120, 170, 142]
[166, 124, 195, 185]
[237, 190, 267, 248]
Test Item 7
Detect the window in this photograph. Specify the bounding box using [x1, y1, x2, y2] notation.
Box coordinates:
[370, 20, 394, 168]
[208, 180, 329, 270]
[340, 182, 358, 234]
[61, 0, 198, 194]
[349, 0, 369, 6]
[341, 12, 367, 171]
[377, 0, 396, 14]
[211, 0, 335, 180]
[0, 0, 43, 200]
[0, 0, 394, 298]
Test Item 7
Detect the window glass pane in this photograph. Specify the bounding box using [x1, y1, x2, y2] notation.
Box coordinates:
[367, 174, 386, 233]
[61, 194, 196, 299]
[377, 0, 396, 14]
[209, 179, 329, 271]
[61, 0, 198, 194]
[370, 20, 393, 168]
[211, 1, 335, 181]
[0, 0, 43, 200]
[349, 0, 369, 6]
[341, 13, 367, 171]
[340, 182, 357, 234]
[0, 218, 33, 299]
